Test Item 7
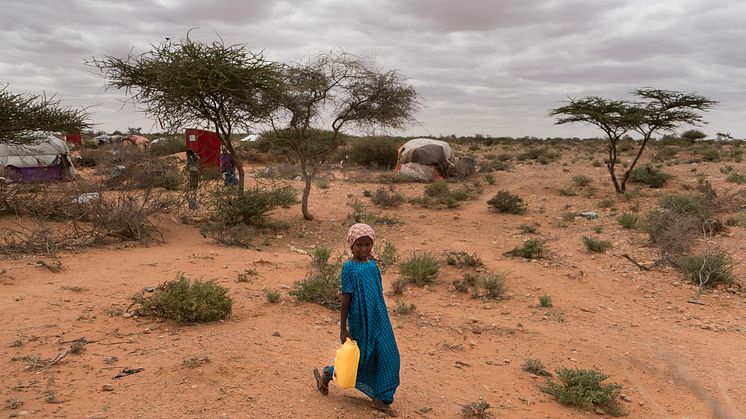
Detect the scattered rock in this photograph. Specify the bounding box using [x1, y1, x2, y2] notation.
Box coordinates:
[594, 406, 606, 415]
[123, 313, 132, 318]
[101, 384, 114, 391]
[272, 331, 281, 337]
[620, 394, 632, 402]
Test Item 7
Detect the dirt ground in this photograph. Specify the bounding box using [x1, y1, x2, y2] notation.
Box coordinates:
[1, 145, 745, 418]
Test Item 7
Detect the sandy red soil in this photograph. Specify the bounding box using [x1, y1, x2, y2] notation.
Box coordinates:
[1, 146, 745, 418]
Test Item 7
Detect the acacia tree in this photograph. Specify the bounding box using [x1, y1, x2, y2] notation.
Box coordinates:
[550, 89, 716, 193]
[0, 84, 89, 143]
[89, 35, 282, 191]
[270, 53, 418, 220]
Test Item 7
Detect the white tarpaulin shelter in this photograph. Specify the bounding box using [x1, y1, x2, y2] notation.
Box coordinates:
[240, 134, 261, 142]
[396, 138, 455, 181]
[0, 133, 75, 182]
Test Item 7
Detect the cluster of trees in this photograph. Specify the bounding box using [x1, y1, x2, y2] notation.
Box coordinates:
[87, 36, 418, 220]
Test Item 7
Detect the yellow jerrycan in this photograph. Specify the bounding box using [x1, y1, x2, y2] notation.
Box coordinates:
[334, 338, 360, 388]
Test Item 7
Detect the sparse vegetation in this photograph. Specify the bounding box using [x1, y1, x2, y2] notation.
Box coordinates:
[399, 251, 439, 285]
[487, 190, 527, 214]
[505, 238, 546, 259]
[131, 273, 233, 323]
[461, 400, 492, 418]
[541, 368, 624, 416]
[582, 236, 612, 253]
[380, 241, 400, 267]
[681, 247, 734, 289]
[290, 254, 343, 310]
[572, 175, 593, 187]
[394, 299, 416, 315]
[370, 187, 406, 208]
[539, 294, 553, 308]
[446, 251, 483, 268]
[265, 289, 281, 303]
[616, 213, 638, 229]
[522, 358, 550, 376]
[628, 166, 672, 188]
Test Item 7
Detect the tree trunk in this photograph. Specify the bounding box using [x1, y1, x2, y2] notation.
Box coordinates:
[300, 162, 315, 221]
[607, 142, 622, 193]
[619, 136, 652, 194]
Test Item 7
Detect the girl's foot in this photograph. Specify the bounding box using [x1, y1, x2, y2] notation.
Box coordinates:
[371, 399, 398, 417]
[313, 367, 330, 395]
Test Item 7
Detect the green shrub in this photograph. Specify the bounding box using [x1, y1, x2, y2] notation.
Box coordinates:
[480, 159, 511, 172]
[377, 172, 413, 184]
[698, 147, 720, 162]
[461, 400, 491, 418]
[394, 299, 416, 315]
[132, 273, 232, 323]
[484, 174, 496, 184]
[518, 223, 539, 234]
[539, 294, 553, 308]
[264, 289, 281, 303]
[726, 172, 746, 184]
[208, 185, 297, 228]
[347, 198, 399, 226]
[417, 181, 474, 208]
[541, 368, 624, 416]
[592, 160, 602, 167]
[659, 194, 712, 221]
[399, 251, 439, 285]
[290, 256, 343, 309]
[346, 137, 401, 169]
[582, 236, 612, 253]
[616, 213, 638, 229]
[598, 199, 613, 209]
[505, 238, 546, 259]
[311, 245, 332, 269]
[572, 175, 593, 187]
[487, 190, 527, 214]
[681, 248, 734, 289]
[522, 358, 550, 376]
[628, 166, 672, 188]
[654, 146, 678, 161]
[517, 147, 560, 164]
[200, 222, 257, 247]
[154, 170, 182, 190]
[476, 272, 508, 300]
[370, 187, 405, 208]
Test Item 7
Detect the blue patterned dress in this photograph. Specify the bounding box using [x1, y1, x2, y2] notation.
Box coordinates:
[329, 258, 400, 404]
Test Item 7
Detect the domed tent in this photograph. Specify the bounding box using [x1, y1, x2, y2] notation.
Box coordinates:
[395, 138, 454, 181]
[0, 133, 75, 183]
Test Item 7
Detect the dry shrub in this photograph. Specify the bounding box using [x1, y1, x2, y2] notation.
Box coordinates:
[0, 221, 59, 255]
[84, 189, 173, 241]
[132, 272, 232, 323]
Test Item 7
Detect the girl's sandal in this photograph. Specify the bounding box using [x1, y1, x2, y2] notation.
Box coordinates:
[313, 368, 329, 395]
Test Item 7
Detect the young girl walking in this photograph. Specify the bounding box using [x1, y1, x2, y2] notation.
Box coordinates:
[313, 223, 400, 417]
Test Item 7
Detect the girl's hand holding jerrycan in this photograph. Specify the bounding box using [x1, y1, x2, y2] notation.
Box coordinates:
[334, 337, 360, 388]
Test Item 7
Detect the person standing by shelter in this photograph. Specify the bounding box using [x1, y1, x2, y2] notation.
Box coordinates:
[313, 223, 400, 417]
[185, 149, 200, 210]
[220, 151, 238, 186]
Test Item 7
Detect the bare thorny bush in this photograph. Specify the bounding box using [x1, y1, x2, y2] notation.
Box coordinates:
[0, 179, 175, 255]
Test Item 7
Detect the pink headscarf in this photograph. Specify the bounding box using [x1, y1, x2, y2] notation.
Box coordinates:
[346, 223, 379, 261]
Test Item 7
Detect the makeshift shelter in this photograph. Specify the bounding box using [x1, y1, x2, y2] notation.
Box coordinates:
[0, 133, 75, 183]
[240, 134, 261, 142]
[395, 138, 455, 181]
[185, 129, 220, 168]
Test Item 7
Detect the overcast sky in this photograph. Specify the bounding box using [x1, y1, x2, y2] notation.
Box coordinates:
[2, 0, 745, 138]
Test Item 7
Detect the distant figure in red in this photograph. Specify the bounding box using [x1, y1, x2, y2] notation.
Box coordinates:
[220, 152, 238, 186]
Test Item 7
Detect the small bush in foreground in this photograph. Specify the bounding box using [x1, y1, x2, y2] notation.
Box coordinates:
[572, 175, 593, 187]
[505, 238, 546, 259]
[616, 213, 638, 229]
[541, 368, 624, 416]
[399, 251, 439, 285]
[132, 273, 232, 323]
[461, 400, 492, 418]
[487, 190, 527, 214]
[522, 358, 550, 376]
[582, 236, 612, 253]
[681, 248, 734, 289]
[476, 272, 508, 300]
[380, 241, 400, 267]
